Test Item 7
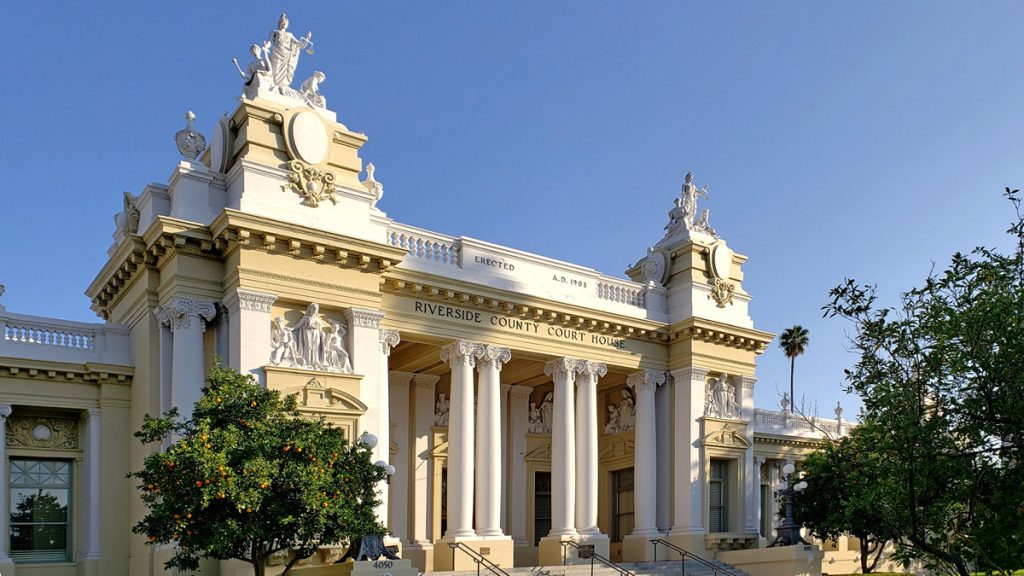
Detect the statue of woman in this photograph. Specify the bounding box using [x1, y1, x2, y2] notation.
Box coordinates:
[294, 303, 324, 369]
[266, 13, 312, 91]
[618, 390, 635, 431]
[434, 393, 450, 427]
[528, 402, 543, 433]
[539, 392, 554, 434]
[680, 172, 709, 232]
[605, 404, 621, 434]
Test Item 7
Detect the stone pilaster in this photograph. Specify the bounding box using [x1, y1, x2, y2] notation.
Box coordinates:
[738, 375, 758, 533]
[507, 385, 531, 547]
[475, 344, 511, 538]
[389, 371, 413, 541]
[156, 297, 217, 419]
[406, 374, 440, 572]
[0, 404, 12, 565]
[84, 408, 102, 560]
[223, 289, 277, 385]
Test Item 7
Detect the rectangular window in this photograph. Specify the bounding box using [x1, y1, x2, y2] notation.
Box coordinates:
[759, 484, 770, 538]
[10, 459, 72, 563]
[611, 468, 634, 542]
[533, 472, 551, 545]
[709, 459, 728, 533]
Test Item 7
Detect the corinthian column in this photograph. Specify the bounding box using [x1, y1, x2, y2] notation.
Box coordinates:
[575, 360, 607, 535]
[627, 369, 666, 537]
[475, 344, 511, 537]
[544, 357, 578, 537]
[440, 340, 481, 539]
[157, 297, 217, 419]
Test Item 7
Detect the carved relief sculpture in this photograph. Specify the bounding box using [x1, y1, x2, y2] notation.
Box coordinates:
[705, 373, 739, 419]
[617, 389, 636, 431]
[433, 393, 450, 427]
[268, 303, 353, 373]
[7, 416, 79, 449]
[604, 404, 620, 434]
[710, 278, 735, 308]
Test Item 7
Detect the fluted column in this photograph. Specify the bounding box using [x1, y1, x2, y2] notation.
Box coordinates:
[628, 369, 666, 536]
[440, 341, 480, 539]
[84, 408, 102, 559]
[544, 358, 578, 537]
[0, 404, 12, 563]
[475, 345, 511, 537]
[157, 298, 217, 419]
[575, 360, 606, 535]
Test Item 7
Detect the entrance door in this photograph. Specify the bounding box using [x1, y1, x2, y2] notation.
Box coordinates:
[611, 468, 635, 542]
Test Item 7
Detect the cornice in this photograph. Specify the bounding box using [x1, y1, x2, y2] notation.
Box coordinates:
[209, 209, 406, 274]
[752, 434, 825, 449]
[668, 317, 774, 354]
[382, 269, 669, 341]
[0, 358, 133, 385]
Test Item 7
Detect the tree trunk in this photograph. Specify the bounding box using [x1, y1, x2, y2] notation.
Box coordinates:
[789, 357, 795, 412]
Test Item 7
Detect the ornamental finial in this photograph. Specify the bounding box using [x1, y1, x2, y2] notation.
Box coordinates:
[174, 110, 207, 160]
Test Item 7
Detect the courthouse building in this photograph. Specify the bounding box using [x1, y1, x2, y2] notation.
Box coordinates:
[0, 14, 854, 576]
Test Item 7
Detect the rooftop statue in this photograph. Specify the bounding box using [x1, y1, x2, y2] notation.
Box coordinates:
[267, 13, 313, 92]
[663, 171, 716, 241]
[235, 13, 315, 101]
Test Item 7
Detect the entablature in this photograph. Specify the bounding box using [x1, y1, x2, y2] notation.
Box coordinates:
[668, 317, 773, 354]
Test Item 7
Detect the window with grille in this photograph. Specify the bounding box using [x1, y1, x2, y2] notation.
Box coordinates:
[709, 459, 728, 533]
[10, 459, 72, 563]
[611, 468, 634, 542]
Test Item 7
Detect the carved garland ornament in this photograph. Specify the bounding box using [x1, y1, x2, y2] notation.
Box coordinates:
[283, 159, 337, 207]
[710, 278, 735, 308]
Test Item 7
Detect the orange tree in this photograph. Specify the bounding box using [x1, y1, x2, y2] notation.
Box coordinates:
[129, 365, 386, 576]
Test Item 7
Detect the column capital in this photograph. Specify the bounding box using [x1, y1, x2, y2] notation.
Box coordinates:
[0, 403, 11, 419]
[413, 374, 441, 389]
[440, 340, 481, 369]
[544, 357, 577, 383]
[476, 344, 511, 371]
[574, 360, 608, 381]
[379, 328, 401, 356]
[737, 375, 757, 389]
[345, 307, 385, 329]
[670, 365, 710, 384]
[231, 289, 277, 313]
[627, 369, 667, 394]
[156, 297, 217, 332]
[85, 407, 101, 419]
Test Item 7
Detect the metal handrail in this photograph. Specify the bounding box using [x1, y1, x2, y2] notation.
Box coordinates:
[560, 541, 635, 576]
[448, 542, 511, 576]
[650, 539, 740, 576]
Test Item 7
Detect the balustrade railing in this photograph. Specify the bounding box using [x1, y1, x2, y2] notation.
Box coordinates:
[597, 281, 646, 308]
[388, 224, 461, 267]
[560, 541, 634, 576]
[753, 408, 846, 437]
[3, 319, 95, 349]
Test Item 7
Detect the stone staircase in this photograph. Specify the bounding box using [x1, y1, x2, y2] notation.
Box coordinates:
[426, 559, 748, 576]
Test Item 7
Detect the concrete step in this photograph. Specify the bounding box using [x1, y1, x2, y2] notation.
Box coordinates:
[427, 559, 747, 576]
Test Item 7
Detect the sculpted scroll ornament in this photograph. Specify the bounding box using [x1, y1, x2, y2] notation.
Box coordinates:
[283, 160, 337, 207]
[710, 279, 735, 308]
[175, 110, 207, 161]
[157, 298, 217, 331]
[7, 416, 79, 449]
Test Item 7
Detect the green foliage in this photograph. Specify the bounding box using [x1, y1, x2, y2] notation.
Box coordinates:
[794, 425, 893, 573]
[779, 324, 810, 405]
[821, 189, 1024, 576]
[129, 365, 387, 576]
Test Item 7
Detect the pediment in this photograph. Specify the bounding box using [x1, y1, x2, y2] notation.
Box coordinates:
[599, 438, 635, 460]
[298, 379, 367, 413]
[524, 443, 552, 462]
[702, 429, 752, 448]
[428, 440, 448, 459]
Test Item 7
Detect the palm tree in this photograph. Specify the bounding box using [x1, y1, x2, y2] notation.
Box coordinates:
[779, 325, 809, 412]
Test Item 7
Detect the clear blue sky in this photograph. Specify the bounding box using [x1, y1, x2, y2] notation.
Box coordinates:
[2, 2, 1023, 417]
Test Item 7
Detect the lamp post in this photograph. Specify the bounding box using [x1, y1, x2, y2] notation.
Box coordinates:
[769, 463, 809, 547]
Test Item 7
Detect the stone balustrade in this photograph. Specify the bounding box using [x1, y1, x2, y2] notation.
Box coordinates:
[752, 408, 848, 438]
[0, 311, 132, 366]
[388, 223, 462, 267]
[597, 280, 646, 308]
